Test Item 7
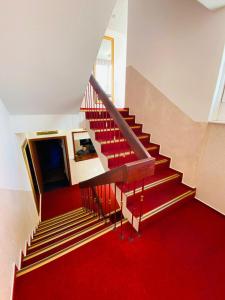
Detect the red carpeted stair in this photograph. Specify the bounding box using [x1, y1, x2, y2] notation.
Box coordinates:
[85, 107, 196, 228]
[17, 207, 116, 277]
[13, 107, 225, 300]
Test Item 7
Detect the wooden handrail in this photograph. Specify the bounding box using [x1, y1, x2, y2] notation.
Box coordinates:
[89, 75, 150, 160]
[79, 158, 155, 188]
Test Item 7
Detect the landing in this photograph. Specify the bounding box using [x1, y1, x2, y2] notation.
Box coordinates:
[41, 185, 82, 221]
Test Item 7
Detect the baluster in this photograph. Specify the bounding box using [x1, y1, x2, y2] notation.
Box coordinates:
[120, 187, 124, 240]
[108, 184, 111, 215]
[114, 184, 117, 229]
[129, 211, 134, 242]
[113, 120, 116, 159]
[138, 193, 144, 237]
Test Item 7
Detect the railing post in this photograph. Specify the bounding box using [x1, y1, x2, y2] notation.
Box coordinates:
[129, 211, 134, 242]
[114, 184, 117, 230]
[138, 195, 144, 237]
[120, 188, 124, 240]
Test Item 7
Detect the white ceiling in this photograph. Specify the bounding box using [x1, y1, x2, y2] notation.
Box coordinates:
[0, 0, 116, 114]
[198, 0, 225, 9]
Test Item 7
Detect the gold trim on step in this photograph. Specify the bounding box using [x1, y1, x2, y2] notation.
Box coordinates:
[100, 134, 149, 145]
[29, 217, 99, 250]
[95, 125, 141, 133]
[33, 215, 94, 241]
[24, 221, 106, 261]
[125, 174, 180, 197]
[16, 220, 128, 277]
[142, 190, 196, 221]
[35, 212, 90, 234]
[39, 207, 84, 226]
[106, 146, 158, 159]
[89, 117, 134, 122]
[155, 159, 168, 166]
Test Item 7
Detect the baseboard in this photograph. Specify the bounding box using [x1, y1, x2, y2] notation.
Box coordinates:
[10, 264, 18, 300]
[195, 197, 225, 217]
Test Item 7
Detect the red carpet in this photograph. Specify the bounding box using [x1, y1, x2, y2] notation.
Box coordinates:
[14, 199, 225, 300]
[41, 185, 82, 221]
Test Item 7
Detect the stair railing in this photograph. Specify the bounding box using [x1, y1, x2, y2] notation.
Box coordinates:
[79, 75, 155, 227]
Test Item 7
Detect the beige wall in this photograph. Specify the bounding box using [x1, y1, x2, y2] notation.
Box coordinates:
[0, 189, 39, 300]
[127, 0, 225, 122]
[126, 66, 225, 214]
[196, 123, 225, 214]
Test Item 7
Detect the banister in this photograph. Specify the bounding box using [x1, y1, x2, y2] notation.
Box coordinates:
[79, 158, 155, 188]
[89, 75, 150, 160]
[79, 76, 156, 217]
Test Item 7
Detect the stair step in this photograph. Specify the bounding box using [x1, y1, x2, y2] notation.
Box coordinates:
[108, 154, 170, 170]
[17, 221, 125, 277]
[84, 108, 130, 119]
[34, 213, 93, 237]
[39, 207, 83, 226]
[94, 125, 142, 133]
[37, 209, 87, 230]
[100, 133, 150, 145]
[104, 142, 160, 158]
[127, 183, 196, 218]
[95, 125, 143, 141]
[89, 116, 136, 129]
[22, 220, 109, 268]
[118, 168, 182, 196]
[30, 216, 99, 249]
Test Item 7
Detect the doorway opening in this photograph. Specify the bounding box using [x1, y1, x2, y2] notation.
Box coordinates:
[30, 137, 71, 193]
[22, 141, 40, 213]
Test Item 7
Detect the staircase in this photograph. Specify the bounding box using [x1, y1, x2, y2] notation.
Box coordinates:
[17, 207, 117, 277]
[80, 76, 196, 232]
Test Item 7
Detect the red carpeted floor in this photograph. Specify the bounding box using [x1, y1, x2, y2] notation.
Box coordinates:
[41, 185, 82, 221]
[14, 199, 225, 300]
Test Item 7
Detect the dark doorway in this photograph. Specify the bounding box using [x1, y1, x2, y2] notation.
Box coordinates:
[22, 142, 40, 213]
[35, 138, 70, 192]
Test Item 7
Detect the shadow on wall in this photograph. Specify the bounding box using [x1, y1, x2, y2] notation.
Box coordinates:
[125, 66, 225, 215]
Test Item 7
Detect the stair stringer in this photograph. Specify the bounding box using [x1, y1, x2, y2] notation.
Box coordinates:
[85, 119, 140, 231]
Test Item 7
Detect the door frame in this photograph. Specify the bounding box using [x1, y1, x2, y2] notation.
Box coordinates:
[22, 140, 41, 214]
[94, 35, 115, 103]
[28, 136, 72, 191]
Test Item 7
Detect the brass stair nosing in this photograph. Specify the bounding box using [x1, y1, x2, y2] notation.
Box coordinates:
[38, 209, 87, 229]
[141, 190, 196, 221]
[16, 219, 128, 277]
[106, 146, 158, 159]
[100, 135, 149, 145]
[125, 174, 181, 197]
[29, 217, 100, 250]
[40, 207, 83, 226]
[89, 117, 134, 122]
[23, 220, 106, 261]
[36, 210, 90, 232]
[95, 125, 141, 133]
[81, 108, 129, 112]
[33, 214, 94, 238]
[155, 159, 169, 166]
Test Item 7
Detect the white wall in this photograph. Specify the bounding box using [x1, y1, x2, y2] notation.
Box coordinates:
[0, 189, 39, 300]
[127, 0, 225, 122]
[0, 100, 24, 190]
[0, 0, 117, 115]
[10, 113, 85, 134]
[0, 99, 39, 300]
